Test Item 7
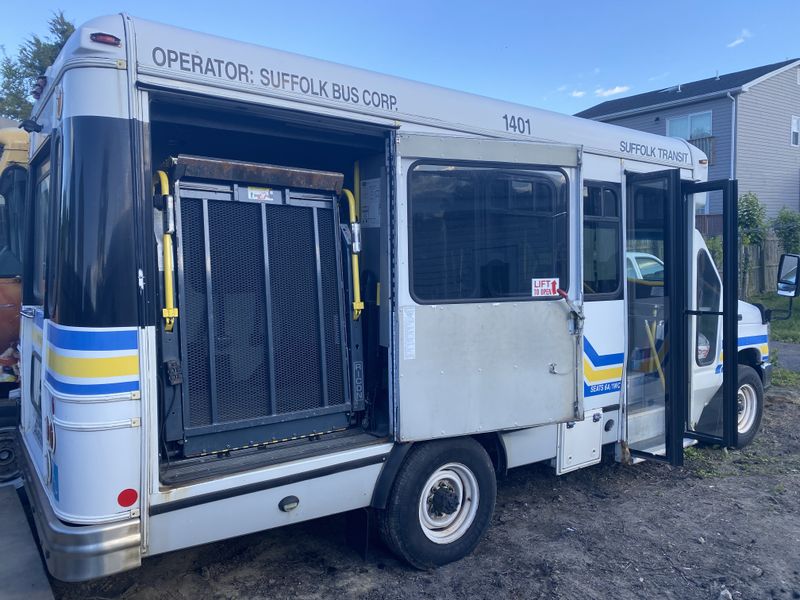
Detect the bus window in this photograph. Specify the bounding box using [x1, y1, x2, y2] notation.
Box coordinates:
[696, 249, 721, 366]
[0, 166, 27, 277]
[409, 164, 569, 303]
[636, 255, 664, 282]
[32, 159, 50, 304]
[583, 182, 621, 299]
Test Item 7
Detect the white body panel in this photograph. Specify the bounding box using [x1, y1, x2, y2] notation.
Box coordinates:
[555, 409, 604, 475]
[148, 462, 386, 555]
[20, 311, 142, 524]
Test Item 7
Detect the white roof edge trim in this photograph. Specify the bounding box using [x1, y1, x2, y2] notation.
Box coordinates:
[741, 59, 800, 92]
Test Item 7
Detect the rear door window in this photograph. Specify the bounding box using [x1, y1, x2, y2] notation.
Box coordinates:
[32, 158, 50, 304]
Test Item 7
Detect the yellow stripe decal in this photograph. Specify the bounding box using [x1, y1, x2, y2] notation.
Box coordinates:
[583, 357, 623, 383]
[47, 348, 139, 379]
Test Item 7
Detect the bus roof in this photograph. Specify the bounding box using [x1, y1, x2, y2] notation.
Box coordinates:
[38, 14, 705, 172]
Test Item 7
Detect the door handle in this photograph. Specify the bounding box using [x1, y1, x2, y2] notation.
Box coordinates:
[20, 307, 35, 319]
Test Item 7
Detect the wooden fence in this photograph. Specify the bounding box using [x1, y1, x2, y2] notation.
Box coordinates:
[740, 233, 781, 298]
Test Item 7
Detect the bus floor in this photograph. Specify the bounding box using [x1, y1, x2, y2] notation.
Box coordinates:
[159, 428, 386, 487]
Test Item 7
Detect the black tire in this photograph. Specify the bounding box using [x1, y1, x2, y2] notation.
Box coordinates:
[377, 438, 496, 569]
[735, 364, 764, 449]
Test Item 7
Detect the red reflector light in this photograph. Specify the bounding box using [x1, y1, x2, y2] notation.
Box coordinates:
[118, 488, 138, 507]
[90, 32, 121, 47]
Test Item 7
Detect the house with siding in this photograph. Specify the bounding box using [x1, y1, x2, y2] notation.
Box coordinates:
[576, 59, 800, 217]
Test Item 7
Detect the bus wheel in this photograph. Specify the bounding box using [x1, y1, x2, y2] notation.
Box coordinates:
[377, 438, 496, 569]
[736, 365, 764, 449]
[0, 430, 20, 483]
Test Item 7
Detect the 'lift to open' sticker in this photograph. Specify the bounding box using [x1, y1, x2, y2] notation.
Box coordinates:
[531, 278, 559, 297]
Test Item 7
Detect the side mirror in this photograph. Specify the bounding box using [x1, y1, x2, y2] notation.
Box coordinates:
[777, 253, 800, 297]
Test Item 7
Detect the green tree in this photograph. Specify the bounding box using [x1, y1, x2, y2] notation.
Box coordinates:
[0, 11, 75, 120]
[737, 192, 767, 298]
[772, 207, 800, 254]
[738, 192, 767, 246]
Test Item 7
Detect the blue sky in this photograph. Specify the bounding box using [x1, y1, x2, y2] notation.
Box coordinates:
[1, 0, 798, 115]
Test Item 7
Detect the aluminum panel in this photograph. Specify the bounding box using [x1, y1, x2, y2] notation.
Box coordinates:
[397, 301, 581, 441]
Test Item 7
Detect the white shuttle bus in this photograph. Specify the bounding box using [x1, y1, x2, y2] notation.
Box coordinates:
[18, 14, 795, 582]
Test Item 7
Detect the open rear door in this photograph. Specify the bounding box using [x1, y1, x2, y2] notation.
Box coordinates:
[683, 179, 739, 448]
[625, 169, 686, 464]
[625, 171, 739, 465]
[394, 133, 583, 441]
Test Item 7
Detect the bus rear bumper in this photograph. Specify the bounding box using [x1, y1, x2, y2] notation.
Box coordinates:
[20, 440, 141, 582]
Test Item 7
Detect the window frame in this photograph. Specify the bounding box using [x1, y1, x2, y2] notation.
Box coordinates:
[695, 248, 721, 367]
[791, 115, 800, 147]
[407, 159, 570, 305]
[583, 180, 623, 302]
[24, 139, 52, 307]
[666, 110, 712, 140]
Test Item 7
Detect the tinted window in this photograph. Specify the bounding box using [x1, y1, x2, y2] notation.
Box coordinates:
[0, 166, 27, 276]
[32, 159, 50, 304]
[410, 164, 568, 302]
[696, 250, 721, 366]
[583, 183, 621, 298]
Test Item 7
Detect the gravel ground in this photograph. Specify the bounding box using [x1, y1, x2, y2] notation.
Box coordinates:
[53, 386, 800, 600]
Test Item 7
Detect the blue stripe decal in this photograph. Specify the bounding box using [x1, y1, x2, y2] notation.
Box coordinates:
[34, 309, 44, 328]
[45, 372, 139, 395]
[47, 325, 138, 352]
[584, 338, 624, 367]
[584, 381, 622, 397]
[738, 335, 768, 346]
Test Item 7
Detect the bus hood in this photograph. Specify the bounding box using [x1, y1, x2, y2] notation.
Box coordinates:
[739, 300, 766, 326]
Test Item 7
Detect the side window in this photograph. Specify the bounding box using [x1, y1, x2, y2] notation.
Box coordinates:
[0, 166, 27, 277]
[32, 158, 51, 305]
[696, 250, 721, 366]
[583, 182, 621, 299]
[409, 163, 569, 302]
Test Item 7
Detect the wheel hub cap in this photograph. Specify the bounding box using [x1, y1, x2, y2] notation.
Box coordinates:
[418, 462, 480, 545]
[430, 483, 460, 516]
[737, 383, 757, 434]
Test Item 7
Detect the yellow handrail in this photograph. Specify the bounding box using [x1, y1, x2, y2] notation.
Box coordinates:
[154, 170, 178, 332]
[341, 188, 364, 320]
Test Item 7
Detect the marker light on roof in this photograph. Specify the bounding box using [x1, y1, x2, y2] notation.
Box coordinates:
[90, 32, 121, 47]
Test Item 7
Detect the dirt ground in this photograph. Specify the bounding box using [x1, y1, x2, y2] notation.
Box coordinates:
[52, 386, 800, 600]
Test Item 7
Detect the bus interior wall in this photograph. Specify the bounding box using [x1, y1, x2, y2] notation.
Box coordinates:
[148, 97, 391, 466]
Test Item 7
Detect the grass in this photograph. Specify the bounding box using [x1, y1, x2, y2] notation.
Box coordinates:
[773, 365, 800, 387]
[749, 293, 800, 343]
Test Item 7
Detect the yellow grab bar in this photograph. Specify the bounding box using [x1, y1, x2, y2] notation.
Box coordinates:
[154, 170, 178, 332]
[342, 188, 364, 320]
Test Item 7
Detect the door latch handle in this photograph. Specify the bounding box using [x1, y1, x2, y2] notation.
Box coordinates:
[549, 362, 570, 375]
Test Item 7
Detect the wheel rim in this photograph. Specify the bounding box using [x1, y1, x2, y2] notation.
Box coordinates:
[737, 383, 758, 434]
[418, 462, 479, 544]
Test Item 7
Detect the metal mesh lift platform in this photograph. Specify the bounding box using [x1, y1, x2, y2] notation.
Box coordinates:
[160, 155, 362, 457]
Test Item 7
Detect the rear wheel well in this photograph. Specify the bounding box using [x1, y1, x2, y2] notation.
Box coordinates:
[471, 433, 507, 476]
